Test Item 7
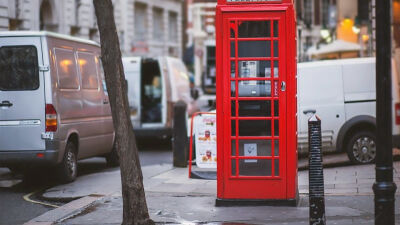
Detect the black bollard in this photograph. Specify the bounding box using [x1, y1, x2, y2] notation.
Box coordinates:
[173, 101, 188, 167]
[373, 0, 397, 224]
[308, 114, 326, 225]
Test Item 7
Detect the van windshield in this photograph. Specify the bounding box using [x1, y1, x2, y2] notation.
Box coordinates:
[0, 46, 39, 91]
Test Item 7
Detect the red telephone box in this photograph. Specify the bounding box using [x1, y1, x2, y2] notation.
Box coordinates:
[215, 0, 297, 205]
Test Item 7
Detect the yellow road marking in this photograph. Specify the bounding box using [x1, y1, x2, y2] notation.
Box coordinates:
[23, 191, 59, 208]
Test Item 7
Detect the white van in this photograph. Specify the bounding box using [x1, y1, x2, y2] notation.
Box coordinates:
[0, 31, 116, 182]
[122, 57, 197, 138]
[298, 57, 400, 164]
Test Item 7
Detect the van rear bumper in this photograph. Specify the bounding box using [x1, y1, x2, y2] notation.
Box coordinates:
[393, 135, 400, 148]
[0, 150, 59, 166]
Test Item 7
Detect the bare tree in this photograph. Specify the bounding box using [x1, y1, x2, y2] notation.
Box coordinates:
[93, 1, 154, 224]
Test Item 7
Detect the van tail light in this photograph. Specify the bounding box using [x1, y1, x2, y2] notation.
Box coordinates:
[45, 104, 57, 132]
[396, 103, 400, 125]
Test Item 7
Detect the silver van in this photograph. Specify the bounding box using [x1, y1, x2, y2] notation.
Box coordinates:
[0, 31, 116, 182]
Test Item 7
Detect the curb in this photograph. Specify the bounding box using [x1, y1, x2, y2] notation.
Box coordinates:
[23, 195, 103, 225]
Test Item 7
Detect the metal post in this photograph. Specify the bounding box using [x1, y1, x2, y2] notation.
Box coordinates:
[173, 101, 188, 167]
[308, 114, 326, 225]
[373, 0, 397, 224]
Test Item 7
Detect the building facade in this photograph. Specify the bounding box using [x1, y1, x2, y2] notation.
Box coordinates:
[296, 0, 334, 60]
[186, 0, 217, 87]
[296, 0, 373, 61]
[0, 0, 183, 57]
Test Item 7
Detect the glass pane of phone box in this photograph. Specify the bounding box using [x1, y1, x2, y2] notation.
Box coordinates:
[231, 139, 279, 156]
[232, 159, 272, 176]
[237, 61, 275, 97]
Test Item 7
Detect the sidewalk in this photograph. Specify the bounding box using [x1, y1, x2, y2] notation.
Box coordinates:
[25, 161, 400, 225]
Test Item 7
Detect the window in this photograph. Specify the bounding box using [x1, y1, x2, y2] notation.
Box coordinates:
[358, 0, 370, 24]
[54, 48, 79, 90]
[0, 46, 39, 91]
[153, 7, 163, 41]
[322, 0, 330, 27]
[229, 19, 281, 177]
[96, 56, 104, 79]
[169, 12, 178, 42]
[304, 0, 313, 27]
[77, 52, 99, 90]
[238, 21, 271, 38]
[96, 56, 108, 95]
[314, 0, 321, 26]
[134, 3, 147, 41]
[296, 0, 303, 20]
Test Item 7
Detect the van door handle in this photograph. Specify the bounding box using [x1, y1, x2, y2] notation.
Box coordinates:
[303, 109, 316, 115]
[103, 99, 109, 104]
[0, 101, 13, 107]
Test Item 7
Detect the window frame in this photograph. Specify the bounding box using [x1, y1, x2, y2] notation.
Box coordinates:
[54, 47, 80, 91]
[153, 7, 164, 42]
[77, 51, 100, 91]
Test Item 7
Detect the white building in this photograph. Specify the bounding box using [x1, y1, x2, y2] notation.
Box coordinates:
[0, 0, 183, 57]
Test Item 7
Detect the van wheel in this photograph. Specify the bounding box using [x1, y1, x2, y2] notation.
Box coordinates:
[346, 131, 376, 164]
[105, 143, 119, 167]
[59, 141, 78, 183]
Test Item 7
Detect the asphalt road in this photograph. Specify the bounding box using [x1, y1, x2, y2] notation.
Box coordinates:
[0, 168, 51, 225]
[0, 140, 172, 225]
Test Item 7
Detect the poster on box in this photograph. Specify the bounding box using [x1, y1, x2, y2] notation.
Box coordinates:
[195, 114, 217, 168]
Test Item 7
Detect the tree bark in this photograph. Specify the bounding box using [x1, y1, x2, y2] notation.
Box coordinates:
[93, 1, 154, 225]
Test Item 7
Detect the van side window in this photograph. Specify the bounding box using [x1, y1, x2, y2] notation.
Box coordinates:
[0, 46, 39, 91]
[54, 48, 79, 90]
[96, 56, 108, 95]
[77, 52, 99, 90]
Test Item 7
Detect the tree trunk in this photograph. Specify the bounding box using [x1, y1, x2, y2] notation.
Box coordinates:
[93, 1, 154, 225]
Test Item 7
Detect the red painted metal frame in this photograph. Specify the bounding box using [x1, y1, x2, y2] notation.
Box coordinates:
[188, 112, 217, 178]
[216, 1, 297, 200]
[230, 13, 284, 189]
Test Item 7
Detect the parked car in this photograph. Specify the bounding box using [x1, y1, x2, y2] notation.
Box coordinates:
[298, 57, 400, 164]
[122, 56, 198, 139]
[0, 31, 116, 182]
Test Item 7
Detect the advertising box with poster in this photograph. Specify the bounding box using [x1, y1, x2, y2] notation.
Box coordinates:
[194, 114, 217, 168]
